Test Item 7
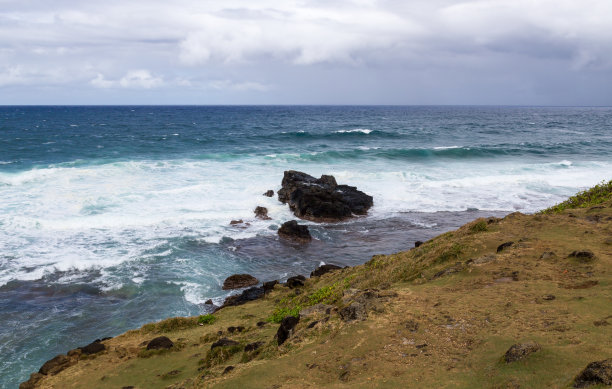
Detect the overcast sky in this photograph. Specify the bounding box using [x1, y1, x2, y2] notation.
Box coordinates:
[1, 0, 611, 105]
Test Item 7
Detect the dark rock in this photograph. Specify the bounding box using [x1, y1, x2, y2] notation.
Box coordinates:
[277, 170, 373, 222]
[79, 340, 106, 355]
[244, 342, 264, 352]
[227, 326, 244, 333]
[276, 316, 300, 346]
[497, 242, 514, 253]
[310, 264, 342, 277]
[211, 338, 239, 350]
[222, 274, 259, 290]
[278, 220, 312, 243]
[263, 280, 279, 293]
[205, 299, 214, 305]
[307, 320, 320, 329]
[569, 250, 596, 262]
[229, 219, 243, 225]
[222, 286, 265, 307]
[19, 373, 45, 389]
[339, 303, 367, 322]
[286, 275, 306, 289]
[254, 206, 271, 220]
[146, 336, 174, 350]
[122, 387, 134, 389]
[39, 354, 74, 375]
[257, 321, 267, 327]
[503, 341, 541, 362]
[573, 359, 612, 388]
[414, 241, 424, 248]
[263, 190, 274, 197]
[223, 366, 235, 374]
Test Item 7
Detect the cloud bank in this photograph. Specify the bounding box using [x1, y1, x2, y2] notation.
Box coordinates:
[1, 0, 611, 104]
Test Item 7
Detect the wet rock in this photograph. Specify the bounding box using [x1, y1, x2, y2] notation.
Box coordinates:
[39, 354, 74, 375]
[540, 251, 556, 260]
[569, 250, 595, 262]
[223, 366, 235, 374]
[205, 299, 214, 305]
[79, 340, 106, 355]
[414, 241, 424, 248]
[339, 302, 367, 322]
[211, 338, 239, 350]
[263, 190, 274, 197]
[222, 274, 259, 290]
[497, 242, 514, 253]
[573, 359, 612, 388]
[222, 286, 265, 307]
[254, 206, 271, 220]
[244, 342, 264, 352]
[286, 275, 306, 289]
[277, 170, 373, 222]
[147, 336, 174, 350]
[503, 341, 541, 362]
[276, 316, 300, 346]
[278, 220, 312, 243]
[19, 373, 45, 389]
[310, 264, 342, 277]
[229, 219, 244, 225]
[263, 280, 279, 293]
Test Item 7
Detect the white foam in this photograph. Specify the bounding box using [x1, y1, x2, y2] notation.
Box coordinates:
[433, 145, 460, 150]
[335, 128, 372, 134]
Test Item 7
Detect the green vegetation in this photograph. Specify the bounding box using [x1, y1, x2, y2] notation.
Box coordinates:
[198, 314, 216, 325]
[199, 345, 243, 368]
[436, 243, 465, 264]
[470, 220, 488, 233]
[540, 180, 612, 214]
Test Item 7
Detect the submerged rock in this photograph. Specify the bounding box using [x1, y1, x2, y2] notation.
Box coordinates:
[276, 316, 300, 346]
[573, 359, 612, 387]
[278, 220, 312, 243]
[310, 264, 342, 278]
[146, 336, 174, 350]
[503, 341, 541, 362]
[222, 274, 259, 290]
[277, 170, 373, 222]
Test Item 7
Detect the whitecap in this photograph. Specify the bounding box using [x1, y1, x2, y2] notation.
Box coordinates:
[335, 128, 372, 134]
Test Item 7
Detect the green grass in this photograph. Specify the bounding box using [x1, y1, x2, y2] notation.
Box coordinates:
[197, 314, 216, 325]
[540, 180, 612, 214]
[470, 220, 488, 233]
[199, 345, 243, 368]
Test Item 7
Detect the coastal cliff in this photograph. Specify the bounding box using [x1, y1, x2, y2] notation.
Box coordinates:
[22, 181, 612, 388]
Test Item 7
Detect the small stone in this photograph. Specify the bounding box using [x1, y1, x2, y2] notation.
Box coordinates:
[497, 241, 514, 253]
[414, 241, 424, 248]
[229, 219, 243, 225]
[573, 359, 612, 388]
[146, 336, 174, 350]
[542, 294, 556, 301]
[211, 338, 239, 350]
[223, 366, 235, 374]
[244, 342, 264, 352]
[503, 341, 541, 363]
[263, 190, 274, 197]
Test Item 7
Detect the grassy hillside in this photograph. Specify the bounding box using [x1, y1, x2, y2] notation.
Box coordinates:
[24, 186, 612, 389]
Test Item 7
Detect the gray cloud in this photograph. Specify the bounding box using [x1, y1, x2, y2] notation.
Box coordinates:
[0, 0, 611, 104]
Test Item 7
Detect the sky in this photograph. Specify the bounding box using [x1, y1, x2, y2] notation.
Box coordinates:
[1, 0, 611, 105]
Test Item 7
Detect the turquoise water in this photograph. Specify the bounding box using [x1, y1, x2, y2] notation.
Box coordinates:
[1, 106, 611, 386]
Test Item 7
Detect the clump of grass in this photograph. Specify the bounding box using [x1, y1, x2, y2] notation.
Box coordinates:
[141, 317, 196, 333]
[199, 345, 243, 368]
[436, 243, 465, 264]
[198, 314, 216, 325]
[540, 180, 612, 214]
[267, 305, 302, 323]
[469, 220, 488, 233]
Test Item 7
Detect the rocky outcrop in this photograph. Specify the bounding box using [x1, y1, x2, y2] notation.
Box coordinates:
[286, 275, 306, 289]
[254, 206, 271, 220]
[503, 341, 541, 362]
[38, 354, 74, 375]
[222, 286, 265, 308]
[79, 340, 105, 355]
[278, 220, 312, 243]
[573, 359, 612, 387]
[262, 280, 279, 293]
[497, 241, 514, 252]
[222, 274, 259, 290]
[147, 336, 174, 350]
[277, 170, 373, 222]
[276, 316, 300, 346]
[310, 264, 342, 277]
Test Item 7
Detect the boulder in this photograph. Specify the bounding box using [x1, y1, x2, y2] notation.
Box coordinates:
[244, 342, 264, 352]
[222, 286, 264, 307]
[39, 354, 74, 375]
[146, 336, 174, 350]
[497, 241, 514, 253]
[278, 220, 312, 243]
[254, 206, 271, 220]
[286, 275, 306, 289]
[569, 250, 595, 262]
[211, 338, 239, 350]
[222, 274, 259, 290]
[414, 241, 424, 248]
[276, 316, 300, 346]
[573, 359, 612, 387]
[339, 303, 368, 322]
[277, 170, 373, 222]
[503, 341, 541, 362]
[79, 340, 105, 355]
[310, 264, 342, 278]
[263, 190, 274, 197]
[262, 280, 278, 293]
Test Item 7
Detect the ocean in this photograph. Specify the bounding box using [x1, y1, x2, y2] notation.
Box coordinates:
[1, 105, 611, 387]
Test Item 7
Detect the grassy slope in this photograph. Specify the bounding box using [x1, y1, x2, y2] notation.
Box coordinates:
[34, 195, 612, 389]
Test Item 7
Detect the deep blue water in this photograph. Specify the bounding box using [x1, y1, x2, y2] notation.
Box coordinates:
[1, 106, 611, 387]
